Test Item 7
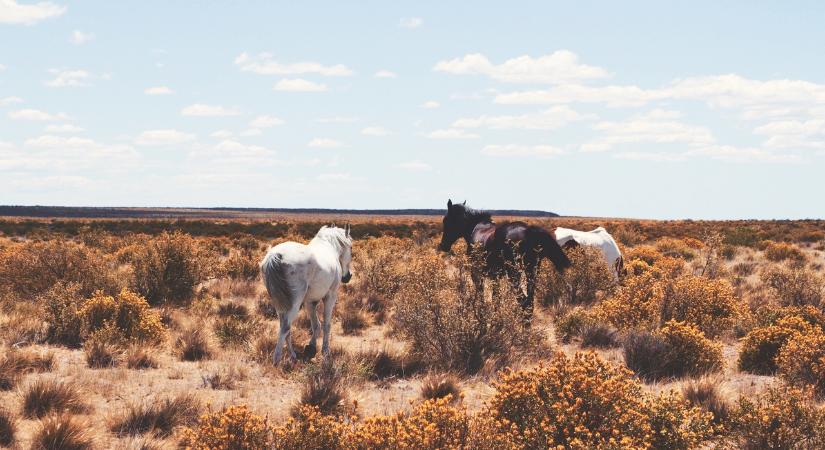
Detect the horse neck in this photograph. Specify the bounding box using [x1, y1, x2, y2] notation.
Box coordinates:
[310, 235, 342, 257]
[462, 212, 492, 244]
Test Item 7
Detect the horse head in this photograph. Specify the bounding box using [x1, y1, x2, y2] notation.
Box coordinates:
[439, 199, 466, 252]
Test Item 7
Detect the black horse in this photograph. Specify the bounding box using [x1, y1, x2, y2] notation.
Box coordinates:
[438, 199, 571, 319]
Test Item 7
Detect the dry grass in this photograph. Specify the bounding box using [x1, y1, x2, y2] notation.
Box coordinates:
[682, 377, 732, 426]
[22, 379, 88, 419]
[0, 348, 54, 390]
[111, 394, 201, 437]
[126, 346, 159, 370]
[30, 414, 95, 450]
[173, 326, 212, 361]
[0, 407, 15, 447]
[421, 373, 462, 402]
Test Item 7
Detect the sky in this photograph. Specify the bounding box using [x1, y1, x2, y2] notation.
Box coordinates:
[1, 1, 824, 219]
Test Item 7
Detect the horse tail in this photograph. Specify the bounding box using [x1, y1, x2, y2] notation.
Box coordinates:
[535, 227, 572, 273]
[260, 252, 292, 310]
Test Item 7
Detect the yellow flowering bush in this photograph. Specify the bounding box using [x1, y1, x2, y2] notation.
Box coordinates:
[594, 269, 664, 330]
[738, 315, 814, 375]
[626, 245, 664, 265]
[734, 385, 825, 449]
[645, 391, 714, 450]
[654, 237, 698, 260]
[660, 275, 741, 337]
[776, 328, 825, 396]
[485, 352, 652, 449]
[763, 241, 806, 263]
[659, 320, 723, 377]
[272, 405, 346, 450]
[180, 405, 270, 450]
[78, 288, 165, 345]
[348, 396, 469, 450]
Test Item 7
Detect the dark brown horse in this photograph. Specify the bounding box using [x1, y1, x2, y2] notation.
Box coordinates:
[438, 200, 571, 319]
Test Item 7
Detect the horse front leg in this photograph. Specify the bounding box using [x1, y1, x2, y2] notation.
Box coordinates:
[321, 291, 338, 356]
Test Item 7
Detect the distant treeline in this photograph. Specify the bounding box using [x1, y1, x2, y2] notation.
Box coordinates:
[0, 205, 559, 219]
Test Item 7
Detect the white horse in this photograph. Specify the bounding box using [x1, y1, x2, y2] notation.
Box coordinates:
[260, 225, 353, 364]
[554, 226, 624, 279]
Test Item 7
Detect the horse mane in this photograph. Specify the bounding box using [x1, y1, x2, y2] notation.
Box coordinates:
[462, 204, 492, 224]
[313, 226, 352, 254]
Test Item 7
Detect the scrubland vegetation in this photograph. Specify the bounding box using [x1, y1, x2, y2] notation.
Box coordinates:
[1, 216, 825, 448]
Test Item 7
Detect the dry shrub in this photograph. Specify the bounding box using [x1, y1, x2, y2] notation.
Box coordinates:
[625, 244, 664, 265]
[79, 289, 166, 346]
[421, 373, 462, 402]
[764, 241, 807, 263]
[126, 346, 159, 370]
[776, 328, 825, 396]
[129, 232, 215, 306]
[0, 239, 121, 301]
[179, 405, 270, 450]
[42, 282, 85, 347]
[392, 252, 536, 375]
[552, 306, 597, 343]
[216, 301, 249, 319]
[733, 385, 825, 450]
[624, 321, 723, 381]
[84, 334, 121, 368]
[0, 349, 54, 390]
[579, 323, 620, 349]
[659, 275, 740, 337]
[295, 357, 347, 416]
[348, 396, 470, 450]
[682, 377, 732, 427]
[613, 224, 647, 247]
[31, 414, 95, 450]
[0, 300, 47, 347]
[0, 407, 14, 447]
[356, 236, 409, 302]
[22, 379, 88, 418]
[213, 314, 261, 348]
[201, 365, 247, 390]
[340, 300, 369, 336]
[483, 352, 713, 449]
[655, 237, 698, 260]
[594, 268, 665, 331]
[252, 332, 277, 364]
[356, 347, 425, 381]
[738, 315, 813, 375]
[221, 250, 260, 281]
[174, 326, 213, 361]
[256, 296, 278, 319]
[561, 245, 617, 305]
[112, 394, 201, 437]
[760, 264, 824, 308]
[273, 405, 344, 449]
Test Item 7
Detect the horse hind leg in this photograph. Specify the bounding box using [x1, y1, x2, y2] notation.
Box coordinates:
[304, 301, 320, 358]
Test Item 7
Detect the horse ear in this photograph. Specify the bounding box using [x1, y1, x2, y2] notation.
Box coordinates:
[345, 224, 351, 237]
[462, 200, 466, 206]
[447, 199, 452, 209]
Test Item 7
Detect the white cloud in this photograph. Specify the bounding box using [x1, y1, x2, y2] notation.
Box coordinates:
[26, 135, 99, 148]
[0, 0, 66, 25]
[234, 52, 353, 76]
[454, 106, 594, 130]
[70, 29, 94, 44]
[361, 126, 390, 137]
[316, 173, 365, 183]
[421, 100, 440, 109]
[424, 129, 479, 140]
[753, 119, 825, 150]
[615, 152, 687, 163]
[45, 124, 83, 133]
[8, 108, 68, 121]
[396, 160, 431, 171]
[316, 116, 359, 123]
[434, 50, 609, 84]
[374, 70, 397, 78]
[0, 96, 23, 106]
[181, 103, 240, 117]
[495, 84, 664, 107]
[399, 17, 423, 29]
[308, 138, 343, 148]
[688, 145, 802, 164]
[249, 115, 284, 128]
[210, 130, 233, 139]
[198, 140, 278, 165]
[581, 110, 714, 152]
[274, 78, 327, 92]
[144, 86, 173, 95]
[482, 144, 563, 158]
[135, 129, 196, 146]
[0, 64, 5, 71]
[45, 68, 92, 87]
[239, 128, 262, 137]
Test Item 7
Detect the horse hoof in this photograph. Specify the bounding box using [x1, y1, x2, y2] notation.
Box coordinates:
[303, 344, 317, 358]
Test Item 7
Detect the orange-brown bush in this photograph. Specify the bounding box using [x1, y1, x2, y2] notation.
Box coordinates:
[659, 275, 741, 337]
[0, 239, 121, 301]
[555, 245, 616, 305]
[392, 252, 536, 374]
[180, 405, 270, 450]
[682, 377, 732, 427]
[776, 328, 825, 396]
[760, 264, 824, 308]
[128, 231, 216, 305]
[593, 269, 665, 331]
[484, 352, 713, 449]
[738, 315, 814, 375]
[763, 241, 807, 263]
[733, 385, 825, 449]
[623, 321, 723, 381]
[221, 249, 261, 281]
[655, 237, 699, 260]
